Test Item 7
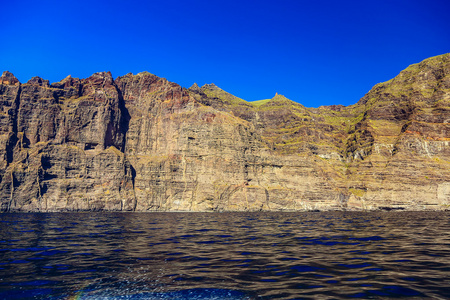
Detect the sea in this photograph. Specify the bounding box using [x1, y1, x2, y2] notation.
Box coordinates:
[0, 211, 449, 299]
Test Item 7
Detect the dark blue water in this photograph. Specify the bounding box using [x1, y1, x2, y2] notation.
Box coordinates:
[0, 211, 449, 299]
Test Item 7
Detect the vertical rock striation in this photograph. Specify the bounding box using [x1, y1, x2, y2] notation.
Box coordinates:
[0, 53, 449, 212]
[0, 71, 135, 211]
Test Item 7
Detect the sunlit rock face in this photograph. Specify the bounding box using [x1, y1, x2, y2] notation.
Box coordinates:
[0, 54, 449, 212]
[0, 71, 135, 212]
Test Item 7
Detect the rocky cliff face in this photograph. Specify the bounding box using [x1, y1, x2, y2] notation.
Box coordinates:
[0, 72, 135, 211]
[1, 54, 449, 211]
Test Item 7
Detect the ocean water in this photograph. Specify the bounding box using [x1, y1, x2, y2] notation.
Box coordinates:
[0, 211, 449, 299]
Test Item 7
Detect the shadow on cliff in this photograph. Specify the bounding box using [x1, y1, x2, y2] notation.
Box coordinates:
[115, 85, 136, 190]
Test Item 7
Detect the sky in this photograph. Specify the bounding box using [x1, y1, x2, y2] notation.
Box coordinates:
[1, 0, 449, 107]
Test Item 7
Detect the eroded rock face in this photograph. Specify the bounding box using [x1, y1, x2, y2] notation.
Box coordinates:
[0, 71, 135, 212]
[341, 54, 450, 210]
[0, 53, 449, 212]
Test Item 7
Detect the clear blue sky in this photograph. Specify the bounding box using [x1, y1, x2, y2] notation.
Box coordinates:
[1, 0, 449, 107]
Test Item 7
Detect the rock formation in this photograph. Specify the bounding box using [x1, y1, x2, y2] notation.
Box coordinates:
[1, 54, 449, 211]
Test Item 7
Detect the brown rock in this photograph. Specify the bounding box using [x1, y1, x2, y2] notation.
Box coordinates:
[0, 71, 20, 86]
[0, 53, 449, 212]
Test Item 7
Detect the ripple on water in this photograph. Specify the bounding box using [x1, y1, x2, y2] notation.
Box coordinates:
[0, 211, 449, 299]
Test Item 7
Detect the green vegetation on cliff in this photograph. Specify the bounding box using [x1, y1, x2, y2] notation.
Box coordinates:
[0, 53, 449, 212]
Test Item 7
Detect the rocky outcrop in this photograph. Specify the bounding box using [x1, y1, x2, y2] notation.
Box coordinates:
[340, 54, 450, 210]
[0, 53, 449, 212]
[0, 71, 135, 211]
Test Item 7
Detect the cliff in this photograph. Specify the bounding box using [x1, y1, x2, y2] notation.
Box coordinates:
[1, 54, 449, 212]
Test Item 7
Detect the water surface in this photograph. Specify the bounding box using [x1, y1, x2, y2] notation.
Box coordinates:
[0, 211, 449, 299]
